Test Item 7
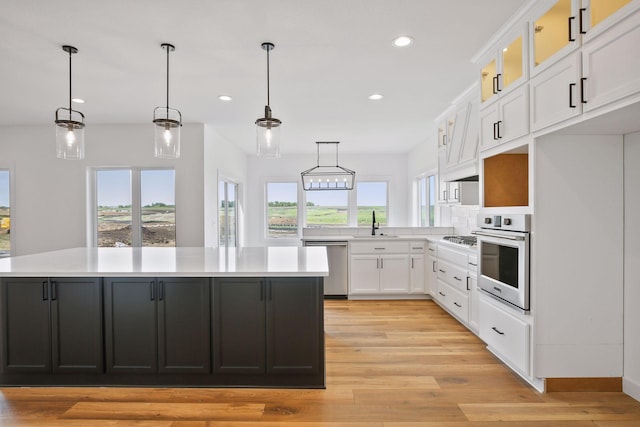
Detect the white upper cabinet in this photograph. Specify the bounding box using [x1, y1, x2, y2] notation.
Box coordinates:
[479, 84, 530, 151]
[480, 24, 529, 105]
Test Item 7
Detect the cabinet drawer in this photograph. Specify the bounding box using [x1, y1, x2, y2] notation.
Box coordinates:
[426, 242, 438, 256]
[437, 245, 468, 266]
[437, 281, 469, 323]
[479, 296, 530, 375]
[437, 259, 468, 292]
[409, 241, 426, 253]
[349, 241, 409, 254]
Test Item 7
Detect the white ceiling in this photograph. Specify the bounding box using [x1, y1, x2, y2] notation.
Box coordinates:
[0, 0, 528, 155]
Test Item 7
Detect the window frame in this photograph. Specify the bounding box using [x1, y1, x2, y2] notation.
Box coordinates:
[88, 167, 176, 248]
[218, 178, 239, 247]
[0, 167, 13, 257]
[416, 170, 437, 227]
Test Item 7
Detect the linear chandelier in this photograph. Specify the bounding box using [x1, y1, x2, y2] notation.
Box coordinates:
[301, 142, 355, 191]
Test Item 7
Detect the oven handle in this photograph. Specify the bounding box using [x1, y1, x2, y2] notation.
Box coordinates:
[472, 230, 525, 241]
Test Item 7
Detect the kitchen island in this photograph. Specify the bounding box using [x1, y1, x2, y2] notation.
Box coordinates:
[0, 247, 327, 388]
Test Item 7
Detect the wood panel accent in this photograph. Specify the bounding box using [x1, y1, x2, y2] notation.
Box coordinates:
[1, 300, 639, 426]
[546, 377, 623, 392]
[484, 153, 528, 207]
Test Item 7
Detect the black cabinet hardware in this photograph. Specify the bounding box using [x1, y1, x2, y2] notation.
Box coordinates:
[569, 16, 575, 41]
[492, 326, 505, 335]
[581, 77, 587, 103]
[569, 83, 576, 108]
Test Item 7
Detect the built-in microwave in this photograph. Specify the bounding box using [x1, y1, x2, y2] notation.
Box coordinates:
[474, 214, 530, 312]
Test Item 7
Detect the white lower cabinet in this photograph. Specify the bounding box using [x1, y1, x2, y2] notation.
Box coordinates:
[437, 280, 469, 323]
[409, 246, 425, 294]
[479, 294, 530, 376]
[349, 241, 410, 295]
[468, 254, 479, 333]
[426, 243, 438, 296]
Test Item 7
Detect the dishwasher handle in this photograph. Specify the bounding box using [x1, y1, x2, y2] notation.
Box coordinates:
[303, 241, 349, 246]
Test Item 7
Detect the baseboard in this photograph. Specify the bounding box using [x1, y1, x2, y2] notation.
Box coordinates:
[546, 377, 622, 392]
[624, 377, 640, 402]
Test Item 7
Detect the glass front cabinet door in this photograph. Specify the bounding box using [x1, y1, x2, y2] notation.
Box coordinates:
[480, 25, 528, 104]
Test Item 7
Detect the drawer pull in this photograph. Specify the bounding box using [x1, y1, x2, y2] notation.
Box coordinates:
[466, 276, 470, 291]
[432, 261, 436, 272]
[439, 269, 446, 273]
[492, 326, 505, 335]
[454, 302, 462, 308]
[469, 262, 477, 267]
[438, 291, 446, 297]
[412, 246, 423, 250]
[428, 248, 435, 252]
[453, 276, 462, 281]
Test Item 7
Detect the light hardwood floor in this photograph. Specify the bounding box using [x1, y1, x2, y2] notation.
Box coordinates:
[2, 299, 640, 426]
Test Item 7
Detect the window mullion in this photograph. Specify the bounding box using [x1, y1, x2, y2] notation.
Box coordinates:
[131, 168, 142, 247]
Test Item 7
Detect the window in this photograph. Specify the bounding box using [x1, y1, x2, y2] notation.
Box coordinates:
[0, 170, 10, 256]
[418, 175, 436, 227]
[95, 168, 175, 247]
[266, 182, 298, 238]
[305, 190, 348, 227]
[219, 180, 238, 247]
[357, 181, 388, 226]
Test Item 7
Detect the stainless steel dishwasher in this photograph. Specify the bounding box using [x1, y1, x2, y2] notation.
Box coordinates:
[303, 240, 348, 299]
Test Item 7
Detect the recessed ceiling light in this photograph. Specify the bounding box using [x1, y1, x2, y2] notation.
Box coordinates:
[368, 93, 384, 100]
[72, 98, 85, 104]
[392, 36, 413, 48]
[218, 95, 232, 101]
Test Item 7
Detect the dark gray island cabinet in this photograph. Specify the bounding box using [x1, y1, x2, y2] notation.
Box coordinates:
[0, 276, 324, 388]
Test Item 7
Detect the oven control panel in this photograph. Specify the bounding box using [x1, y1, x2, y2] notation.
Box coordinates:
[477, 214, 530, 232]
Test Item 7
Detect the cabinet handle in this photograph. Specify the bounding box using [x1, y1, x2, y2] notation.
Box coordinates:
[432, 261, 436, 273]
[428, 248, 435, 252]
[377, 258, 380, 269]
[158, 280, 164, 301]
[260, 280, 265, 301]
[581, 77, 587, 104]
[411, 258, 414, 268]
[453, 276, 462, 281]
[51, 281, 57, 301]
[469, 262, 477, 267]
[492, 326, 505, 335]
[268, 280, 273, 301]
[443, 189, 447, 200]
[150, 280, 155, 301]
[492, 75, 498, 94]
[579, 8, 587, 34]
[374, 247, 385, 250]
[439, 291, 446, 297]
[442, 134, 447, 146]
[454, 302, 462, 308]
[438, 269, 446, 273]
[380, 259, 384, 269]
[454, 188, 459, 200]
[496, 120, 502, 139]
[568, 16, 575, 41]
[42, 280, 48, 301]
[493, 122, 498, 140]
[466, 276, 470, 291]
[569, 83, 576, 108]
[496, 73, 502, 92]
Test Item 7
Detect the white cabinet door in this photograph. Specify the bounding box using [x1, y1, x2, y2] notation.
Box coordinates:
[582, 9, 640, 112]
[379, 255, 409, 294]
[531, 52, 583, 131]
[499, 85, 529, 143]
[426, 253, 437, 296]
[409, 254, 425, 294]
[479, 102, 500, 151]
[468, 273, 479, 333]
[446, 103, 470, 168]
[349, 255, 380, 294]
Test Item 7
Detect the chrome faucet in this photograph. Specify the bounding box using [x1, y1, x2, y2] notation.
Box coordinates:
[371, 210, 379, 236]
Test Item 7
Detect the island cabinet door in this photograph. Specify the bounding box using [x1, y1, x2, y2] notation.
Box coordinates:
[266, 278, 323, 375]
[104, 278, 158, 374]
[157, 278, 211, 374]
[0, 278, 51, 373]
[212, 278, 266, 374]
[50, 278, 103, 373]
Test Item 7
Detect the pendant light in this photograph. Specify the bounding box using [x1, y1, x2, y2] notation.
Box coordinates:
[255, 42, 282, 157]
[153, 43, 182, 159]
[301, 142, 356, 191]
[55, 45, 85, 160]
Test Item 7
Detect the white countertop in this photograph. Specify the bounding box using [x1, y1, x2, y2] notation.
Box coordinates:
[0, 247, 329, 278]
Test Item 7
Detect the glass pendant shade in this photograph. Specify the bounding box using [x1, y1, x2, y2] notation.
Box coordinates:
[301, 142, 356, 191]
[153, 107, 181, 159]
[55, 45, 85, 160]
[55, 108, 85, 160]
[256, 106, 281, 157]
[256, 42, 282, 157]
[153, 43, 182, 159]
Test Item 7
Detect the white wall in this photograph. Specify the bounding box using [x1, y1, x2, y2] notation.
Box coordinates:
[203, 125, 247, 247]
[0, 123, 205, 255]
[245, 153, 409, 246]
[624, 131, 640, 400]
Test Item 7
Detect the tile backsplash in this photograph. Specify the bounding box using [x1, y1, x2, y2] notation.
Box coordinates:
[440, 205, 479, 236]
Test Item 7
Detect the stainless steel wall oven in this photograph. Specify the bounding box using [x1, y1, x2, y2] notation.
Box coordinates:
[474, 214, 530, 312]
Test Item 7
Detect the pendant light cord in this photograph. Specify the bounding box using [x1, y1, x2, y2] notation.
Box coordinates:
[166, 45, 170, 114]
[68, 49, 72, 119]
[266, 46, 270, 107]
